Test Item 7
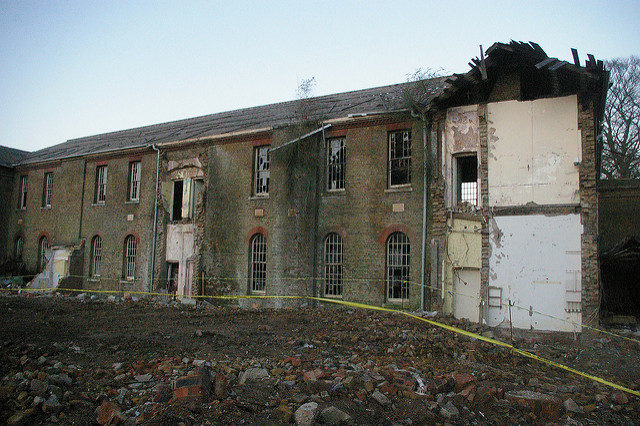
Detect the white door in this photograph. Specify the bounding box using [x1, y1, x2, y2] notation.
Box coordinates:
[453, 269, 481, 322]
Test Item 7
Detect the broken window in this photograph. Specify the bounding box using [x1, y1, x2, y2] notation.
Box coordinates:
[249, 233, 267, 293]
[171, 178, 203, 221]
[388, 130, 412, 187]
[172, 180, 184, 221]
[386, 232, 410, 301]
[324, 233, 343, 297]
[123, 235, 137, 280]
[90, 236, 102, 277]
[38, 236, 49, 271]
[18, 175, 27, 209]
[94, 165, 107, 205]
[455, 155, 478, 205]
[167, 262, 178, 293]
[327, 138, 346, 191]
[15, 236, 23, 260]
[128, 161, 141, 202]
[253, 146, 270, 196]
[42, 172, 53, 208]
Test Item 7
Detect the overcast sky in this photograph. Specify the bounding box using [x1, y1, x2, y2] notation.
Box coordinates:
[1, 0, 639, 152]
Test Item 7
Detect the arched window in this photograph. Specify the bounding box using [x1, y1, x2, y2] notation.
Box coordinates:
[386, 232, 410, 301]
[38, 236, 49, 271]
[90, 236, 102, 277]
[249, 234, 266, 293]
[324, 233, 343, 297]
[15, 236, 24, 260]
[123, 235, 137, 280]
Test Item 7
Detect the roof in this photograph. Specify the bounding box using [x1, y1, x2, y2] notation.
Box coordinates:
[21, 78, 448, 165]
[0, 145, 30, 168]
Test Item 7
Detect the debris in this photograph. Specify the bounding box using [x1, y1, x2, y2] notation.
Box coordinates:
[294, 402, 319, 426]
[371, 389, 391, 405]
[505, 390, 563, 420]
[238, 368, 270, 385]
[319, 406, 352, 424]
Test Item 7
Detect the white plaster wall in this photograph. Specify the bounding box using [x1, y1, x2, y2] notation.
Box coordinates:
[487, 95, 580, 207]
[487, 214, 582, 332]
[442, 105, 479, 207]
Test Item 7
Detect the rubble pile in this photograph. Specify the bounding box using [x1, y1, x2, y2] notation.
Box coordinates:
[0, 293, 638, 424]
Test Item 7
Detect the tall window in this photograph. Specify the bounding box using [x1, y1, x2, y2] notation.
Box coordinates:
[128, 161, 141, 202]
[386, 232, 410, 302]
[15, 236, 24, 260]
[456, 155, 478, 205]
[253, 146, 270, 196]
[42, 172, 53, 207]
[94, 165, 107, 204]
[18, 175, 27, 209]
[249, 234, 267, 293]
[123, 235, 137, 280]
[327, 138, 346, 191]
[90, 236, 102, 277]
[38, 236, 49, 271]
[388, 130, 412, 187]
[324, 233, 343, 297]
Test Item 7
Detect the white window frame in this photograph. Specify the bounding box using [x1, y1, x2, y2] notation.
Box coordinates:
[386, 232, 410, 302]
[95, 165, 107, 205]
[128, 161, 141, 202]
[38, 236, 49, 271]
[454, 153, 478, 206]
[326, 137, 346, 191]
[124, 235, 137, 280]
[324, 233, 343, 297]
[91, 236, 102, 277]
[388, 130, 412, 188]
[15, 236, 24, 260]
[249, 233, 267, 293]
[18, 175, 27, 209]
[253, 146, 270, 196]
[42, 172, 53, 208]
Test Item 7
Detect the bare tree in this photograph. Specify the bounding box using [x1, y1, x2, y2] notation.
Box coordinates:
[602, 56, 640, 179]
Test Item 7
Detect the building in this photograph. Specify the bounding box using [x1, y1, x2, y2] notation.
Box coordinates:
[0, 41, 609, 332]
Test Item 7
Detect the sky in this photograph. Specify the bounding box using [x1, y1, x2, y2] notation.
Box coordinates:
[1, 1, 639, 152]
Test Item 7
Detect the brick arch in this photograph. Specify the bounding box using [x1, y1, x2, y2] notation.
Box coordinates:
[122, 232, 141, 244]
[36, 230, 51, 243]
[246, 226, 267, 244]
[378, 224, 413, 246]
[323, 227, 346, 241]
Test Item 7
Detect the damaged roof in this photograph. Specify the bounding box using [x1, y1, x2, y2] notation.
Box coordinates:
[0, 145, 30, 168]
[20, 78, 448, 165]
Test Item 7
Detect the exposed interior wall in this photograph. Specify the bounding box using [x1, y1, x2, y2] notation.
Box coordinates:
[487, 95, 581, 207]
[487, 214, 582, 332]
[598, 179, 640, 252]
[442, 217, 482, 320]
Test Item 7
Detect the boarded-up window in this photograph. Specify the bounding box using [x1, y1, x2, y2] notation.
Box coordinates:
[386, 232, 410, 301]
[249, 233, 267, 293]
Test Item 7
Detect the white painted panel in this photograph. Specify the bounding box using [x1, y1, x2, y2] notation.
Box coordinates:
[487, 95, 579, 207]
[453, 269, 480, 322]
[487, 214, 581, 332]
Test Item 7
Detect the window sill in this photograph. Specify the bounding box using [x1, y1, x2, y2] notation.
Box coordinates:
[386, 299, 410, 305]
[87, 277, 100, 282]
[91, 203, 105, 207]
[120, 279, 135, 285]
[125, 200, 139, 205]
[385, 186, 412, 193]
[249, 195, 269, 201]
[322, 294, 343, 299]
[41, 206, 52, 210]
[324, 189, 346, 197]
[250, 290, 266, 295]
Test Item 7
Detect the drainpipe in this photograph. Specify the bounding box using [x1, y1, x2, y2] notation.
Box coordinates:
[150, 144, 161, 292]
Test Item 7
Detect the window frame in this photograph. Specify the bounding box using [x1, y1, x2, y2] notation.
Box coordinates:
[249, 233, 267, 293]
[323, 233, 344, 298]
[326, 137, 346, 191]
[386, 232, 410, 303]
[15, 236, 24, 260]
[90, 236, 102, 278]
[38, 236, 49, 271]
[42, 172, 53, 208]
[18, 175, 27, 210]
[127, 161, 141, 202]
[253, 146, 270, 197]
[387, 130, 412, 188]
[123, 235, 137, 280]
[94, 165, 108, 205]
[454, 153, 478, 206]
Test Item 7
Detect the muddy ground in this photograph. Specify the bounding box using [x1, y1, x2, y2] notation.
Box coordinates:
[0, 293, 639, 425]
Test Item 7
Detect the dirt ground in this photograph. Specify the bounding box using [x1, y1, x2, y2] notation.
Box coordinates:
[0, 292, 639, 425]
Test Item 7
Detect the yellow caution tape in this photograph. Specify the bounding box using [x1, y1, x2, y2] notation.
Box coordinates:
[1, 286, 639, 397]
